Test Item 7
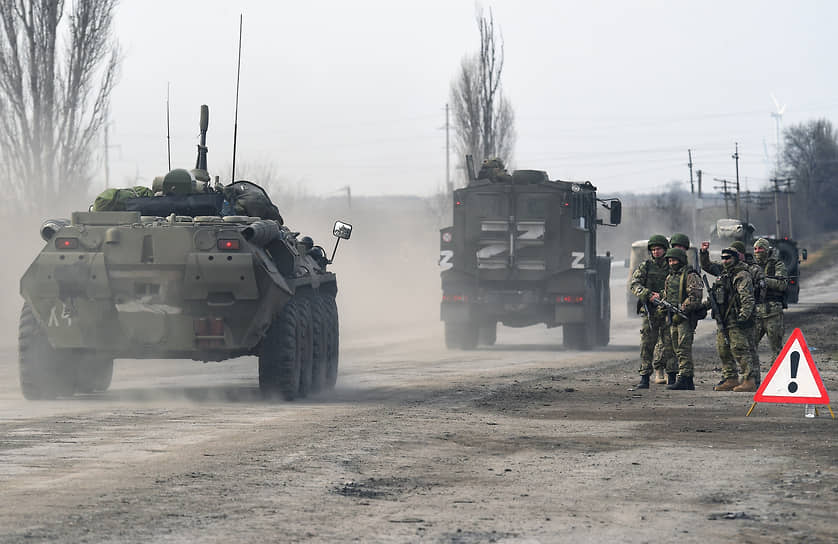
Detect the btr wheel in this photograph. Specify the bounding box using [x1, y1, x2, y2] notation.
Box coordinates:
[18, 303, 77, 400]
[259, 296, 306, 400]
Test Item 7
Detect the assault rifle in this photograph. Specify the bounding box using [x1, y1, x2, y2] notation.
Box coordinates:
[703, 274, 729, 345]
[650, 297, 689, 324]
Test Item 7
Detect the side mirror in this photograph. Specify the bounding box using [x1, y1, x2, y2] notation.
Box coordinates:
[609, 199, 622, 226]
[801, 248, 807, 261]
[333, 220, 353, 240]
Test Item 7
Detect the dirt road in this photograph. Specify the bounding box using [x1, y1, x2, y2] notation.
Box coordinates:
[0, 296, 836, 544]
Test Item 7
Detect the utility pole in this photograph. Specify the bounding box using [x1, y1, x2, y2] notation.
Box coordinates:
[732, 142, 740, 218]
[771, 177, 782, 237]
[714, 177, 732, 217]
[445, 103, 452, 196]
[695, 169, 703, 238]
[687, 149, 694, 194]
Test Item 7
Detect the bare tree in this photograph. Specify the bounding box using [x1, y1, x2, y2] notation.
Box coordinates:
[0, 0, 120, 214]
[449, 8, 515, 187]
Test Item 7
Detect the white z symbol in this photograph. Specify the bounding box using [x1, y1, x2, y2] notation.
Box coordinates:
[439, 250, 454, 271]
[571, 252, 585, 269]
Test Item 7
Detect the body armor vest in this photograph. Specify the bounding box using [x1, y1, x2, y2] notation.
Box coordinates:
[641, 258, 669, 292]
[763, 258, 785, 303]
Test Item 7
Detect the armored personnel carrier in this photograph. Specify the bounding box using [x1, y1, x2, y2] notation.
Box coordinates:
[19, 105, 351, 400]
[439, 158, 621, 350]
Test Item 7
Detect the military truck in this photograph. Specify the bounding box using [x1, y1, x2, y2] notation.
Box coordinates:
[19, 105, 351, 401]
[624, 239, 699, 318]
[761, 236, 807, 303]
[439, 160, 621, 350]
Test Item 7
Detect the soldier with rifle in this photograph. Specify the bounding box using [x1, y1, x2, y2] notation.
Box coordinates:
[658, 247, 704, 390]
[630, 235, 676, 388]
[753, 237, 788, 362]
[699, 244, 758, 392]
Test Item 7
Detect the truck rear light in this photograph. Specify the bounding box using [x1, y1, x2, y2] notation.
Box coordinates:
[217, 239, 240, 250]
[55, 238, 79, 249]
[442, 294, 468, 302]
[557, 295, 584, 304]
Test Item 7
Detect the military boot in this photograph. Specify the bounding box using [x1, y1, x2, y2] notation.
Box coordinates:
[667, 375, 695, 390]
[667, 372, 677, 385]
[714, 377, 739, 391]
[653, 369, 667, 384]
[733, 378, 756, 392]
[635, 374, 650, 389]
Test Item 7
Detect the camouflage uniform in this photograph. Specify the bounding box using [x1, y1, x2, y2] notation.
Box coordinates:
[630, 236, 675, 384]
[753, 238, 788, 359]
[661, 248, 704, 389]
[701, 248, 757, 390]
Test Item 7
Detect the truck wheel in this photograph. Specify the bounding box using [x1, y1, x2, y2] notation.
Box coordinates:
[75, 354, 114, 394]
[596, 281, 611, 346]
[478, 323, 497, 346]
[445, 321, 479, 350]
[563, 324, 593, 350]
[296, 295, 314, 399]
[18, 303, 77, 400]
[259, 296, 305, 400]
[308, 293, 329, 393]
[323, 294, 340, 390]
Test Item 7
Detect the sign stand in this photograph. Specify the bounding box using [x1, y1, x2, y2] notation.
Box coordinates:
[746, 328, 834, 418]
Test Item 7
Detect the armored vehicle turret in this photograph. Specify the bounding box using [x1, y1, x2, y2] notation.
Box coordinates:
[19, 106, 351, 400]
[440, 157, 621, 350]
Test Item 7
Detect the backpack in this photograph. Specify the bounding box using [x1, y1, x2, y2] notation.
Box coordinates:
[92, 186, 154, 211]
[222, 181, 283, 223]
[679, 268, 708, 320]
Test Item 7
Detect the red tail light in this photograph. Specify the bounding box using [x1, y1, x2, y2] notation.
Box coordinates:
[557, 295, 584, 303]
[217, 239, 240, 250]
[442, 294, 468, 302]
[55, 238, 79, 249]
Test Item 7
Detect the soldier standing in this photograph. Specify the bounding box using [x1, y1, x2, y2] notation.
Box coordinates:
[753, 237, 788, 361]
[630, 235, 675, 388]
[700, 245, 758, 392]
[661, 247, 704, 390]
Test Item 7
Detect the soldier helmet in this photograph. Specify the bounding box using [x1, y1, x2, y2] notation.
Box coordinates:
[730, 241, 746, 254]
[161, 168, 196, 195]
[647, 234, 670, 251]
[754, 238, 771, 250]
[664, 247, 687, 264]
[300, 236, 314, 251]
[721, 247, 739, 262]
[670, 233, 690, 249]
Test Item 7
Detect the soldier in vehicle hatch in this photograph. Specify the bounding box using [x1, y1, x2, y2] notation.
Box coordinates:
[476, 158, 512, 183]
[752, 237, 788, 362]
[660, 247, 704, 390]
[629, 234, 676, 389]
[702, 246, 758, 392]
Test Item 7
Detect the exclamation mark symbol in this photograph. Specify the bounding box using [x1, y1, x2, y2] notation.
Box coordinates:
[788, 351, 800, 393]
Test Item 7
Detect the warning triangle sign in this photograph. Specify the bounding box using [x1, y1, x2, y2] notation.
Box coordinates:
[754, 328, 830, 405]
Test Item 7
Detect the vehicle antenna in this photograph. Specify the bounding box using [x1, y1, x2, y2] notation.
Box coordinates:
[166, 82, 172, 171]
[231, 14, 243, 182]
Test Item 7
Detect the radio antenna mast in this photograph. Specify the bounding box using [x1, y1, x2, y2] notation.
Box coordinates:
[166, 82, 172, 171]
[231, 14, 243, 182]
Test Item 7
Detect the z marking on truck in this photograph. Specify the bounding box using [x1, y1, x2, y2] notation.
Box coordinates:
[571, 251, 585, 269]
[439, 250, 454, 271]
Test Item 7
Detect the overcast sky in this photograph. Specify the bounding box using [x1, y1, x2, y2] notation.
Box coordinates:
[106, 0, 838, 199]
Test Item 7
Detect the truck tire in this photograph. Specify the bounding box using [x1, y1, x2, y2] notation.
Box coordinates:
[596, 280, 611, 346]
[18, 303, 77, 400]
[259, 296, 305, 400]
[296, 295, 314, 399]
[563, 323, 593, 350]
[308, 293, 329, 393]
[323, 293, 340, 390]
[75, 353, 114, 394]
[445, 320, 479, 350]
[478, 323, 497, 346]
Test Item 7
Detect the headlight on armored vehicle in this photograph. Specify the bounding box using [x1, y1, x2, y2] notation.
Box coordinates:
[54, 237, 79, 249]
